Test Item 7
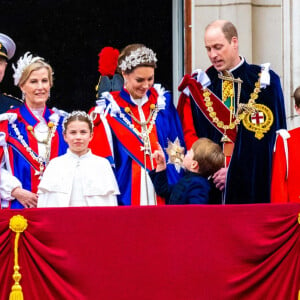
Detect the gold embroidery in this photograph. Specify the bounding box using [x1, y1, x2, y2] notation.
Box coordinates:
[222, 80, 234, 102]
[204, 72, 273, 140]
[241, 104, 274, 139]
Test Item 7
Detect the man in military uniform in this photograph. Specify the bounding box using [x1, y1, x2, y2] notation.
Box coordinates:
[177, 20, 286, 204]
[0, 33, 23, 113]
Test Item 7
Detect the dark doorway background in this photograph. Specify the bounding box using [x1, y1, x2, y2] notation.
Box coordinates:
[1, 0, 173, 112]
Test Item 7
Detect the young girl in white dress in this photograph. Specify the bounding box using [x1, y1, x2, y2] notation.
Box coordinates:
[37, 111, 119, 207]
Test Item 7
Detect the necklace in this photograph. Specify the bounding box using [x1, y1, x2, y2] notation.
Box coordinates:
[119, 103, 159, 205]
[11, 120, 58, 177]
[204, 73, 262, 141]
[119, 104, 158, 157]
[26, 122, 55, 144]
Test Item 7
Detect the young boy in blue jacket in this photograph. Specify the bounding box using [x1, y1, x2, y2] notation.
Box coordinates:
[149, 138, 224, 204]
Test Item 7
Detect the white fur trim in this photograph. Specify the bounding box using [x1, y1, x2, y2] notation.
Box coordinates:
[275, 129, 290, 180]
[153, 84, 166, 110]
[260, 63, 271, 88]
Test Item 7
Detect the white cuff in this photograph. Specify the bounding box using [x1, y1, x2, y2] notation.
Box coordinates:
[0, 167, 22, 201]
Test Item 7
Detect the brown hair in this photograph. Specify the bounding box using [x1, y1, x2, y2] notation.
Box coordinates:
[294, 86, 300, 108]
[117, 43, 157, 74]
[18, 60, 53, 87]
[222, 21, 238, 43]
[191, 138, 224, 177]
[205, 20, 238, 44]
[63, 111, 93, 133]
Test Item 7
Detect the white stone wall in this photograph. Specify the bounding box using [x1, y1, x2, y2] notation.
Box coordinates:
[191, 0, 300, 129]
[289, 0, 300, 128]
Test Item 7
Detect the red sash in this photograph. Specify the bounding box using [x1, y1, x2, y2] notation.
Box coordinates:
[106, 114, 153, 172]
[178, 74, 237, 143]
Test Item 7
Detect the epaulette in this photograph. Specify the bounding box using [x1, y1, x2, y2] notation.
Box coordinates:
[3, 93, 24, 103]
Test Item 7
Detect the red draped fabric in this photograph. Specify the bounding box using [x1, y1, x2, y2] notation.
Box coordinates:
[1, 204, 300, 300]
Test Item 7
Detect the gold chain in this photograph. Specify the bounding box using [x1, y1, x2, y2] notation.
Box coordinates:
[27, 122, 55, 144]
[124, 104, 156, 127]
[204, 73, 262, 131]
[11, 121, 58, 177]
[119, 105, 158, 156]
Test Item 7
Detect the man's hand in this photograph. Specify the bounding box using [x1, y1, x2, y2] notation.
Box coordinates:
[212, 167, 228, 191]
[11, 187, 38, 208]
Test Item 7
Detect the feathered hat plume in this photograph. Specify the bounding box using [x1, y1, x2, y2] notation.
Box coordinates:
[98, 47, 119, 77]
[12, 52, 43, 86]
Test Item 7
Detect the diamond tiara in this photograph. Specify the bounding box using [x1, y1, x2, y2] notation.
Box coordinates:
[62, 111, 94, 132]
[119, 46, 157, 72]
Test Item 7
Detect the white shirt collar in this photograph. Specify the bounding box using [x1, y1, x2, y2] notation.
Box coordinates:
[67, 148, 92, 159]
[229, 56, 245, 72]
[130, 94, 148, 107]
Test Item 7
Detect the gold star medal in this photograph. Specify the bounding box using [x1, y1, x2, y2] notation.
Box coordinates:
[165, 137, 185, 172]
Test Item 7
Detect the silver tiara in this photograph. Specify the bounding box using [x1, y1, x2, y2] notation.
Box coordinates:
[119, 46, 157, 72]
[62, 111, 94, 132]
[12, 52, 44, 86]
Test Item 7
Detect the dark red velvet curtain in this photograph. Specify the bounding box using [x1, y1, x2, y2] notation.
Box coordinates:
[1, 204, 300, 300]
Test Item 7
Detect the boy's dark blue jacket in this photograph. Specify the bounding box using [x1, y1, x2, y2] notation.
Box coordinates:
[149, 169, 210, 204]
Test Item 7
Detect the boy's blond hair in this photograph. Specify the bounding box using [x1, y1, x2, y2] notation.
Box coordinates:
[191, 138, 224, 177]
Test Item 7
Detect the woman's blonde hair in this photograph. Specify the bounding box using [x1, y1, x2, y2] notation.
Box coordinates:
[18, 60, 53, 87]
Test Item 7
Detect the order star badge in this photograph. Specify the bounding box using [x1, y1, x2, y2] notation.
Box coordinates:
[165, 137, 185, 172]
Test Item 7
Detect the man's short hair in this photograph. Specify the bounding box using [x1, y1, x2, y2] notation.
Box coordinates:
[205, 20, 238, 43]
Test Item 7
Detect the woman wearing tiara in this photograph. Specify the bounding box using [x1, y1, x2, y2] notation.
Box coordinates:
[89, 44, 185, 206]
[0, 52, 68, 209]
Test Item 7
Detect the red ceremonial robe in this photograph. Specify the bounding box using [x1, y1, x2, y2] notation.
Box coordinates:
[271, 128, 300, 203]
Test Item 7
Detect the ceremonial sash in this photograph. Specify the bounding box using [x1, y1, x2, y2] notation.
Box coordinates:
[7, 136, 42, 172]
[105, 114, 152, 172]
[178, 74, 237, 143]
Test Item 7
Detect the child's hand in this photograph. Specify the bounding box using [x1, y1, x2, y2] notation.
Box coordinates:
[152, 147, 167, 172]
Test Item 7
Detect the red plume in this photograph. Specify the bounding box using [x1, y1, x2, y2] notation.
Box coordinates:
[98, 47, 120, 77]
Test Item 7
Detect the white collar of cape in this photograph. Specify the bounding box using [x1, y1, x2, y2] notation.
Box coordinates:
[94, 84, 167, 117]
[0, 106, 67, 125]
[182, 57, 271, 97]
